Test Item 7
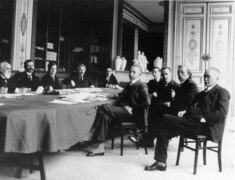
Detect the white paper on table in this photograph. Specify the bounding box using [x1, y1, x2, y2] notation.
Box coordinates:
[49, 99, 79, 105]
[58, 89, 77, 94]
[0, 103, 4, 106]
[61, 92, 108, 102]
[0, 94, 21, 98]
[74, 88, 103, 93]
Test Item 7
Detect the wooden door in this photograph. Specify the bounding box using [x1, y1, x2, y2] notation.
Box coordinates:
[177, 3, 207, 90]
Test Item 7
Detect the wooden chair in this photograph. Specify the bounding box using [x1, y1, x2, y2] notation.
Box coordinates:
[111, 121, 148, 156]
[111, 108, 149, 156]
[176, 134, 223, 174]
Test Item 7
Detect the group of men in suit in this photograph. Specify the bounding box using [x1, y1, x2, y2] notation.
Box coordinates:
[0, 60, 96, 93]
[86, 64, 230, 174]
[0, 60, 230, 172]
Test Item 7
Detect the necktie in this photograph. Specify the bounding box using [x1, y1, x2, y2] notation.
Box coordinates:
[28, 75, 32, 81]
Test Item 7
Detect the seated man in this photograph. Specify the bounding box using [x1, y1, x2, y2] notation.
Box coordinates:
[132, 67, 180, 147]
[145, 67, 230, 171]
[41, 62, 61, 90]
[129, 67, 162, 147]
[172, 65, 198, 112]
[11, 59, 40, 91]
[102, 68, 122, 89]
[63, 63, 94, 88]
[0, 61, 15, 93]
[87, 64, 150, 156]
[104, 67, 119, 88]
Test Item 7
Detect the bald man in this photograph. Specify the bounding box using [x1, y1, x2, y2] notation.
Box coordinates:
[0, 61, 15, 93]
[145, 67, 230, 171]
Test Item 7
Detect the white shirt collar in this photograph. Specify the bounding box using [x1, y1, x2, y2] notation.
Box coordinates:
[130, 78, 140, 85]
[205, 84, 217, 92]
[0, 74, 5, 79]
[26, 72, 33, 76]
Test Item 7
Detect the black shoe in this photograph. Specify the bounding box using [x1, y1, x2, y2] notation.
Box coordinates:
[144, 162, 167, 171]
[86, 152, 105, 157]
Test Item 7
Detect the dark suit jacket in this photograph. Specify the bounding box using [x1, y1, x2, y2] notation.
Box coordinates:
[116, 79, 151, 128]
[174, 78, 198, 112]
[186, 84, 230, 142]
[10, 71, 40, 91]
[156, 79, 180, 115]
[41, 73, 61, 89]
[0, 75, 8, 88]
[147, 79, 160, 94]
[63, 72, 93, 88]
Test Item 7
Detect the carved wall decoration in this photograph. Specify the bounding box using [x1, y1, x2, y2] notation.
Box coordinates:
[210, 19, 229, 74]
[12, 0, 33, 71]
[20, 13, 27, 36]
[183, 19, 202, 72]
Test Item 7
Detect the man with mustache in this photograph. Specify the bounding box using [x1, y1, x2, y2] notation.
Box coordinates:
[11, 59, 40, 91]
[0, 61, 15, 93]
[145, 67, 230, 171]
[63, 63, 94, 88]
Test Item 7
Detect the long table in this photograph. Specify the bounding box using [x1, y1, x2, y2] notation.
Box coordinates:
[0, 88, 120, 179]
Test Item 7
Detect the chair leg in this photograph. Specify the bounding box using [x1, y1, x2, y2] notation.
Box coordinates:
[203, 141, 207, 165]
[193, 139, 200, 175]
[38, 152, 46, 180]
[176, 136, 184, 166]
[15, 167, 22, 178]
[134, 130, 139, 150]
[111, 137, 114, 149]
[218, 141, 222, 172]
[120, 128, 124, 156]
[29, 156, 34, 173]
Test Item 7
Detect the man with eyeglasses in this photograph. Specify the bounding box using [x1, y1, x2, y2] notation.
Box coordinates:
[145, 67, 230, 171]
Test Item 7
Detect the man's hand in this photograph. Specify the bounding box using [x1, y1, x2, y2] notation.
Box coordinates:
[71, 80, 75, 87]
[124, 106, 133, 114]
[152, 92, 158, 98]
[144, 126, 148, 133]
[200, 118, 206, 123]
[178, 110, 186, 117]
[170, 89, 176, 99]
[164, 102, 171, 107]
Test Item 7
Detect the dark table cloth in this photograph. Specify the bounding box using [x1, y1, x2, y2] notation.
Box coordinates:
[0, 88, 120, 153]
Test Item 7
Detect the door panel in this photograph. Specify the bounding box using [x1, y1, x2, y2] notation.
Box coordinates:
[207, 3, 234, 94]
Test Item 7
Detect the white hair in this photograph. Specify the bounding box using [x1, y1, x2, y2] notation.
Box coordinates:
[0, 61, 11, 71]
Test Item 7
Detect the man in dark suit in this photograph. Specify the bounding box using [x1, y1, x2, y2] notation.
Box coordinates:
[11, 59, 40, 91]
[63, 63, 94, 88]
[172, 65, 198, 112]
[145, 67, 230, 171]
[41, 62, 60, 90]
[133, 67, 179, 147]
[87, 64, 150, 156]
[103, 67, 119, 88]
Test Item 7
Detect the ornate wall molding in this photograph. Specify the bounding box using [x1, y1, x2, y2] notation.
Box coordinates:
[12, 0, 33, 71]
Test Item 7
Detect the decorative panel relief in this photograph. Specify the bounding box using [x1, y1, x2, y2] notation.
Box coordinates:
[12, 0, 33, 71]
[209, 19, 230, 74]
[183, 19, 204, 72]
